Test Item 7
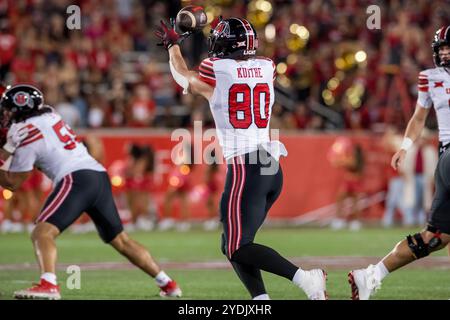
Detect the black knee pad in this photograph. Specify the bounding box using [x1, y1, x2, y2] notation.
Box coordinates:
[406, 226, 443, 259]
[406, 233, 429, 259]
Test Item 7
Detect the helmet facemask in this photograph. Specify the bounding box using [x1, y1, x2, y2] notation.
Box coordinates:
[432, 26, 450, 68]
[435, 45, 450, 68]
[208, 19, 230, 58]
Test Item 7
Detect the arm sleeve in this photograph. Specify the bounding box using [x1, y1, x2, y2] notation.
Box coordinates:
[417, 72, 432, 108]
[198, 58, 216, 87]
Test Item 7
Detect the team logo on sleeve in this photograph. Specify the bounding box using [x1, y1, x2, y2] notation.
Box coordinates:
[434, 81, 444, 88]
[13, 92, 33, 108]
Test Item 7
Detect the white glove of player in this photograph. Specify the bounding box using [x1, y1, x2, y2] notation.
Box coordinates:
[3, 124, 29, 154]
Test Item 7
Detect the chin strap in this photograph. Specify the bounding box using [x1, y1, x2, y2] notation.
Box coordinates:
[444, 67, 450, 75]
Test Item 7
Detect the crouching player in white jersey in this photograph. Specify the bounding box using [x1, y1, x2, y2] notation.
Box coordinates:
[155, 18, 327, 300]
[0, 84, 182, 299]
[349, 26, 450, 300]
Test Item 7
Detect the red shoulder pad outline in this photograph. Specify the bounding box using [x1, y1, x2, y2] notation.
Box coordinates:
[198, 58, 216, 87]
[19, 124, 43, 148]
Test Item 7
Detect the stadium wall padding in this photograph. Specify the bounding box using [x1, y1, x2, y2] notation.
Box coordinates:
[91, 131, 392, 221]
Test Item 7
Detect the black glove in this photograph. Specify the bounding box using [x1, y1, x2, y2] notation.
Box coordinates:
[154, 19, 192, 50]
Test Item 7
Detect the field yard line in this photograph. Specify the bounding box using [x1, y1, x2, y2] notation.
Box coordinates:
[0, 256, 448, 271]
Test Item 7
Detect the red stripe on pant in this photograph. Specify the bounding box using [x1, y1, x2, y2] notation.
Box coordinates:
[36, 174, 73, 223]
[228, 156, 245, 258]
[234, 156, 245, 254]
[227, 157, 238, 257]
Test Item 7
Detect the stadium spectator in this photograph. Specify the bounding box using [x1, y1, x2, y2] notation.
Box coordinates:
[293, 102, 312, 129]
[0, 20, 16, 81]
[124, 143, 156, 231]
[401, 130, 437, 226]
[126, 84, 156, 127]
[381, 126, 407, 227]
[159, 162, 193, 232]
[329, 137, 365, 230]
[0, 0, 446, 130]
[203, 153, 222, 231]
[159, 142, 194, 232]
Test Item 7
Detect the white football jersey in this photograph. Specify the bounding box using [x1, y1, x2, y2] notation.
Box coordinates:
[199, 57, 287, 160]
[9, 111, 105, 184]
[417, 67, 450, 144]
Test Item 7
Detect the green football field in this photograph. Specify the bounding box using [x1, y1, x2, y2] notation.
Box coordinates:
[0, 227, 448, 300]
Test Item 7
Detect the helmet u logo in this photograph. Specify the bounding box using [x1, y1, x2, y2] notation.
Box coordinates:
[13, 92, 31, 108]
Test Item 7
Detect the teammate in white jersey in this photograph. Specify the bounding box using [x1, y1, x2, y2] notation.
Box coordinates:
[0, 84, 182, 300]
[156, 17, 327, 300]
[349, 26, 450, 300]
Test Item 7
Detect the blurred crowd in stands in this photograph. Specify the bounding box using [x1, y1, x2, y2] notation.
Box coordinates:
[0, 0, 448, 232]
[0, 0, 448, 131]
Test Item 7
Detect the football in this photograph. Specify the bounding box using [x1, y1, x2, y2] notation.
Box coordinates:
[175, 5, 208, 33]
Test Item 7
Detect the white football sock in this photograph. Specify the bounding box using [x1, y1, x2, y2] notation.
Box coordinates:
[374, 262, 389, 281]
[292, 268, 306, 287]
[253, 294, 270, 300]
[41, 272, 57, 285]
[155, 271, 171, 287]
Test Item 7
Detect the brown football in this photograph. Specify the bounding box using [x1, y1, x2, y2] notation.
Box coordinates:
[175, 5, 207, 33]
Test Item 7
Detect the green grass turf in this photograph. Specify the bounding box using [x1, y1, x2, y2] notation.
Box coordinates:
[0, 228, 448, 300]
[0, 227, 446, 264]
[1, 269, 449, 300]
